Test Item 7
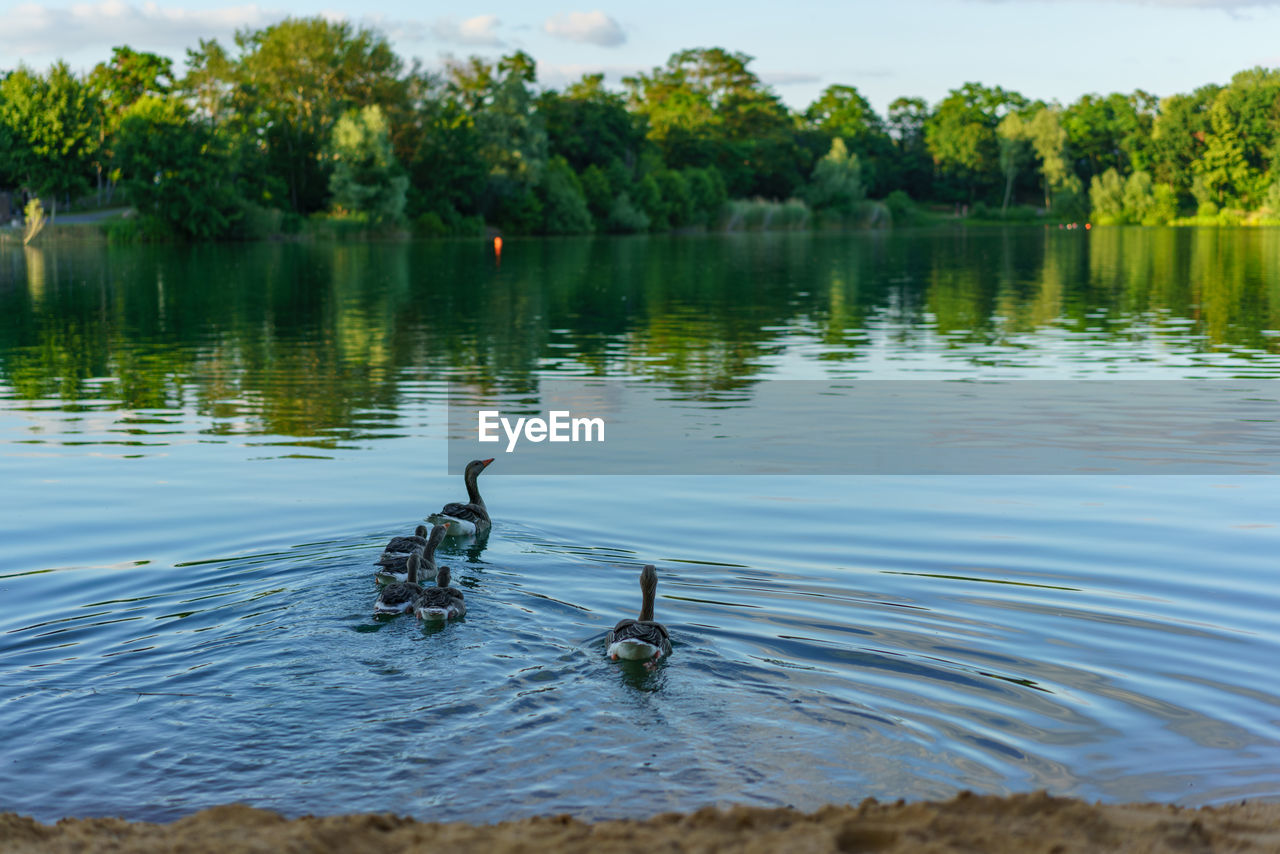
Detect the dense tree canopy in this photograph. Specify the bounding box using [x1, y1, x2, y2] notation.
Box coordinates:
[5, 19, 1280, 239]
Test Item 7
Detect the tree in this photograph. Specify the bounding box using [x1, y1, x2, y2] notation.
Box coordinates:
[89, 46, 175, 203]
[1150, 84, 1220, 197]
[804, 137, 864, 215]
[623, 48, 807, 198]
[202, 17, 409, 213]
[886, 96, 933, 199]
[1026, 106, 1072, 209]
[328, 104, 408, 225]
[537, 156, 593, 234]
[446, 51, 549, 229]
[802, 85, 892, 193]
[1088, 167, 1126, 223]
[925, 82, 1026, 202]
[114, 95, 240, 238]
[996, 112, 1032, 212]
[0, 63, 99, 217]
[538, 73, 646, 173]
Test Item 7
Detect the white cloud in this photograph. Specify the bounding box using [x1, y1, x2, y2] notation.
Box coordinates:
[0, 1, 272, 61]
[543, 11, 625, 47]
[432, 14, 504, 47]
[759, 71, 823, 87]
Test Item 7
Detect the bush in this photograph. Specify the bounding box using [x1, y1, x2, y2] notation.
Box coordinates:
[414, 211, 449, 237]
[579, 165, 613, 221]
[605, 192, 650, 233]
[886, 190, 914, 225]
[804, 138, 864, 215]
[1089, 168, 1126, 224]
[537, 157, 593, 235]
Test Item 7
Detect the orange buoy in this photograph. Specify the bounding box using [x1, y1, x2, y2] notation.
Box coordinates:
[493, 236, 503, 257]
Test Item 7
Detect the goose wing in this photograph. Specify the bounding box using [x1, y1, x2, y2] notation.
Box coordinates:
[383, 535, 426, 553]
[435, 502, 489, 525]
[607, 619, 672, 655]
[376, 581, 424, 610]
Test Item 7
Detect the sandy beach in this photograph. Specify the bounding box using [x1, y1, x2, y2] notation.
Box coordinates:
[5, 792, 1280, 853]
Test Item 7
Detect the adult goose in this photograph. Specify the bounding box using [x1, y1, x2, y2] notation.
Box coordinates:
[382, 525, 430, 557]
[413, 566, 467, 621]
[427, 458, 494, 536]
[375, 522, 448, 584]
[374, 552, 427, 615]
[606, 565, 672, 662]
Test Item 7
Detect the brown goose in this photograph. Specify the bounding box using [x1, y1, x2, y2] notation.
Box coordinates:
[413, 566, 467, 621]
[606, 565, 672, 661]
[375, 523, 448, 584]
[374, 552, 427, 615]
[427, 458, 493, 536]
[382, 524, 430, 556]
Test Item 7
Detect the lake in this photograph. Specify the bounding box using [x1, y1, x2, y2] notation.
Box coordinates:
[3, 227, 1280, 824]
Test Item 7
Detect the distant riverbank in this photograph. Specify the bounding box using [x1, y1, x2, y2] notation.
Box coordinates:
[5, 792, 1279, 853]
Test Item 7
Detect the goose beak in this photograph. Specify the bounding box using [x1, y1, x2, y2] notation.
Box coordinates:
[480, 458, 494, 468]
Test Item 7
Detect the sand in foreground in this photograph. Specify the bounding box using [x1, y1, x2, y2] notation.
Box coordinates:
[4, 791, 1280, 853]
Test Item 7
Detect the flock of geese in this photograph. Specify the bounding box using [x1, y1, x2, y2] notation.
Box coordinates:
[371, 457, 673, 663]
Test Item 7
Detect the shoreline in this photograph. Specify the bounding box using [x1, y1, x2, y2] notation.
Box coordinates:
[6, 792, 1280, 853]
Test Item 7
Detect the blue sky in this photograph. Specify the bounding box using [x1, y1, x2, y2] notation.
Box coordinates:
[2, 0, 1279, 114]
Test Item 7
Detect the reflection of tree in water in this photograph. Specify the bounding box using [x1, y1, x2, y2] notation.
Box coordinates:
[6, 230, 1280, 438]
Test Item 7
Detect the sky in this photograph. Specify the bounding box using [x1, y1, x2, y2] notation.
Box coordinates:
[2, 0, 1280, 114]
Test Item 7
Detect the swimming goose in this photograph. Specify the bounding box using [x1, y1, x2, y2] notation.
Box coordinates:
[375, 523, 448, 584]
[382, 524, 430, 557]
[413, 566, 467, 621]
[426, 458, 494, 536]
[374, 552, 427, 615]
[606, 565, 672, 662]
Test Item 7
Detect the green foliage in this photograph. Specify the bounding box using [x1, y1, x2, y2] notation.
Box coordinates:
[632, 174, 665, 230]
[114, 96, 240, 239]
[1027, 107, 1072, 209]
[804, 137, 864, 214]
[802, 84, 893, 194]
[537, 157, 593, 234]
[328, 104, 408, 226]
[684, 166, 727, 225]
[605, 192, 650, 233]
[579, 164, 614, 221]
[1089, 168, 1126, 224]
[1121, 171, 1156, 224]
[996, 112, 1032, 211]
[1262, 181, 1280, 214]
[724, 198, 810, 230]
[195, 16, 408, 213]
[924, 82, 1027, 202]
[17, 24, 1280, 242]
[0, 62, 100, 209]
[539, 74, 646, 172]
[624, 48, 806, 198]
[1149, 183, 1180, 225]
[885, 190, 916, 225]
[1063, 91, 1156, 186]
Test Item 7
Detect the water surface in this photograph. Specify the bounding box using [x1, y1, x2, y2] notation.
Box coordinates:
[3, 229, 1280, 823]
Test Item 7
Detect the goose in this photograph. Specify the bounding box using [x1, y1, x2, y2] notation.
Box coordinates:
[375, 522, 448, 584]
[413, 566, 467, 621]
[374, 552, 427, 615]
[426, 458, 493, 536]
[382, 524, 430, 557]
[606, 565, 672, 662]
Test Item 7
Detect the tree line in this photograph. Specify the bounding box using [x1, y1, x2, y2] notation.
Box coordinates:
[2, 16, 1279, 240]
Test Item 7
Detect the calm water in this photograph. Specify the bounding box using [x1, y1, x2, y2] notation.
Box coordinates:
[3, 229, 1280, 823]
